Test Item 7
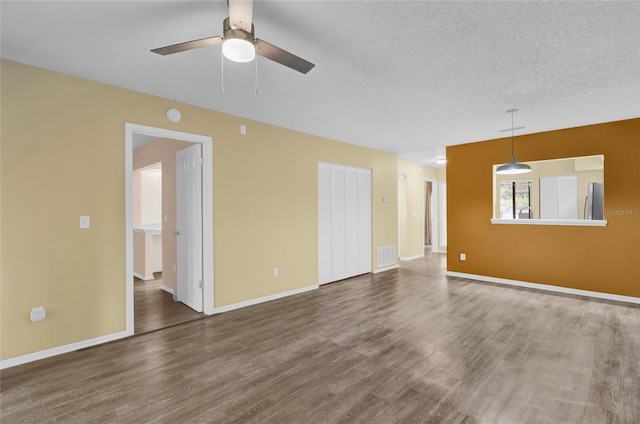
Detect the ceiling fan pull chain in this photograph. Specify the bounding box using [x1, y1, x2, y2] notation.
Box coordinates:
[255, 55, 258, 94]
[221, 50, 225, 96]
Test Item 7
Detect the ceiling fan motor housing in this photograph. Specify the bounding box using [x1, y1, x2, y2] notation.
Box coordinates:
[223, 17, 255, 44]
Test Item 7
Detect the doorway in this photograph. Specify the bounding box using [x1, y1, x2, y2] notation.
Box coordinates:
[423, 178, 439, 252]
[125, 123, 214, 337]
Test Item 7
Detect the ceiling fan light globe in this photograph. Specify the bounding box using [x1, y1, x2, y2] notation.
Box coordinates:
[222, 38, 255, 62]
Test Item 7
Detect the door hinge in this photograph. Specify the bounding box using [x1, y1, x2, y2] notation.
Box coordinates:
[199, 280, 204, 289]
[197, 158, 203, 166]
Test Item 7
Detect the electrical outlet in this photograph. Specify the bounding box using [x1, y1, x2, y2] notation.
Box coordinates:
[79, 216, 90, 229]
[30, 307, 46, 322]
[273, 267, 279, 277]
[460, 253, 467, 262]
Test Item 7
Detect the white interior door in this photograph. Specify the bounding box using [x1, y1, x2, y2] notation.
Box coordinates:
[318, 163, 372, 285]
[176, 144, 203, 312]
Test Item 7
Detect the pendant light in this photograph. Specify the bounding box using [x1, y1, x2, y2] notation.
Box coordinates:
[496, 108, 532, 175]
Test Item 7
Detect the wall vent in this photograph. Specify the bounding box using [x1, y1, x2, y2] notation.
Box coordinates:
[377, 245, 396, 268]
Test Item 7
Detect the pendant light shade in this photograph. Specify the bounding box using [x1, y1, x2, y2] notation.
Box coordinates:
[496, 156, 533, 174]
[496, 109, 531, 175]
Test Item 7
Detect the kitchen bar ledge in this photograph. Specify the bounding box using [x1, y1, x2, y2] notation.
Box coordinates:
[490, 219, 607, 226]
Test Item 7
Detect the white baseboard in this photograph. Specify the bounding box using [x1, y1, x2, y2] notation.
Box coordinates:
[0, 330, 131, 370]
[160, 285, 176, 295]
[133, 272, 154, 281]
[373, 264, 400, 274]
[445, 271, 640, 305]
[400, 254, 424, 261]
[214, 285, 318, 314]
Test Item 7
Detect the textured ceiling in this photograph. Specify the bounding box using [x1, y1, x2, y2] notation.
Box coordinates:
[2, 1, 639, 166]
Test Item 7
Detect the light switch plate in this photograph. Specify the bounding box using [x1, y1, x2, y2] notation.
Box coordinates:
[79, 216, 90, 229]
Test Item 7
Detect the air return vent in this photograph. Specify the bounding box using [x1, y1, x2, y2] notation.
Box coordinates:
[377, 246, 396, 268]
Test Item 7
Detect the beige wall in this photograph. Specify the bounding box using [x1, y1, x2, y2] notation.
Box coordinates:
[397, 160, 446, 259]
[133, 138, 193, 291]
[0, 60, 399, 360]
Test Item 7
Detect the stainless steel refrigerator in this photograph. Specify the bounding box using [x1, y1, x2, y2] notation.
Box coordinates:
[584, 182, 604, 220]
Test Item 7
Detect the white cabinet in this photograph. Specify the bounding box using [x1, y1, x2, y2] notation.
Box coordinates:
[540, 176, 578, 219]
[318, 163, 372, 285]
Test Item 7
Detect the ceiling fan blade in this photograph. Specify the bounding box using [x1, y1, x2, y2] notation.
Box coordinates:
[255, 39, 315, 74]
[151, 36, 223, 56]
[228, 0, 253, 33]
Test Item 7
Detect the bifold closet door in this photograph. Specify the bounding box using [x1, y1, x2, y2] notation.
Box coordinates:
[319, 163, 372, 285]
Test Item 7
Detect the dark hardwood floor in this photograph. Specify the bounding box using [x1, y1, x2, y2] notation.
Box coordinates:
[134, 273, 203, 334]
[2, 251, 639, 423]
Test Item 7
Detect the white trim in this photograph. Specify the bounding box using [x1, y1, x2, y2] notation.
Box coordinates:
[445, 271, 640, 305]
[161, 285, 176, 295]
[490, 218, 608, 226]
[125, 123, 215, 339]
[432, 249, 447, 254]
[214, 285, 318, 314]
[133, 272, 155, 281]
[373, 264, 400, 274]
[0, 330, 130, 370]
[201, 139, 215, 315]
[400, 254, 424, 261]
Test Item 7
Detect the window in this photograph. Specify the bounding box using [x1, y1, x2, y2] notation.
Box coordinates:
[499, 180, 531, 219]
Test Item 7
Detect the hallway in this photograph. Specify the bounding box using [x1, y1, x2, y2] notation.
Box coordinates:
[134, 273, 203, 334]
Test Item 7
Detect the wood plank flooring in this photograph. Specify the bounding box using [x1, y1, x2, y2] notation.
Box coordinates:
[2, 251, 639, 423]
[134, 273, 203, 334]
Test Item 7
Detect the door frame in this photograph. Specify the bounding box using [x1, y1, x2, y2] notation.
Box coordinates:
[125, 123, 214, 336]
[423, 177, 439, 252]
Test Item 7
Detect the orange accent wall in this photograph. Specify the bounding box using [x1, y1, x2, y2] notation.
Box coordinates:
[446, 118, 640, 298]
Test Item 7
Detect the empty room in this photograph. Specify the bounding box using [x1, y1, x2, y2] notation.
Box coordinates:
[1, 1, 639, 423]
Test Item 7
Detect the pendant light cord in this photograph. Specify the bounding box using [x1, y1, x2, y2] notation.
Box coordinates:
[507, 108, 518, 159]
[511, 109, 515, 158]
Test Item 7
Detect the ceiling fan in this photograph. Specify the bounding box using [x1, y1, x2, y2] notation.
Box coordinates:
[151, 0, 315, 74]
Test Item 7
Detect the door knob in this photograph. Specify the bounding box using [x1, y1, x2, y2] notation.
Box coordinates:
[173, 230, 180, 236]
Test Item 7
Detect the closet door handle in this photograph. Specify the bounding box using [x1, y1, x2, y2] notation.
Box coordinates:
[173, 230, 180, 236]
